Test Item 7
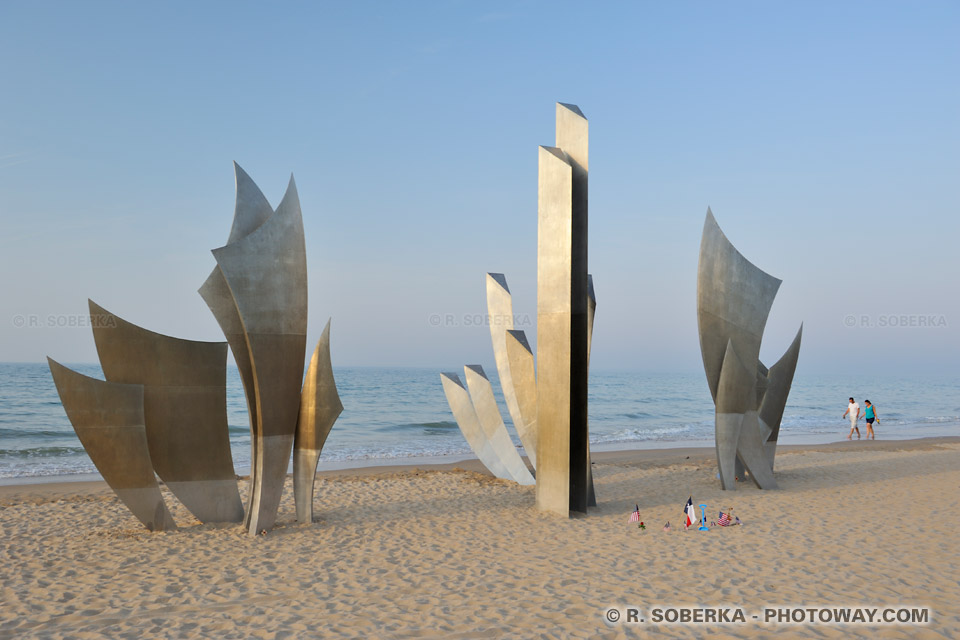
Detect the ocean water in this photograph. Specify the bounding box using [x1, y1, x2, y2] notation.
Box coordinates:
[0, 362, 957, 480]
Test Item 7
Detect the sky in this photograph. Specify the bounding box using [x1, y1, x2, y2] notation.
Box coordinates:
[1, 1, 957, 376]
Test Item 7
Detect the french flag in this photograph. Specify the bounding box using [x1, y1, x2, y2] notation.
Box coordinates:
[684, 497, 696, 529]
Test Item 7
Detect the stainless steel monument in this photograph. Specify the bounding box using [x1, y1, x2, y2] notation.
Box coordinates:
[294, 320, 344, 523]
[89, 301, 244, 524]
[440, 370, 519, 481]
[48, 163, 341, 534]
[441, 270, 598, 496]
[697, 209, 802, 490]
[536, 103, 591, 516]
[441, 103, 595, 515]
[485, 274, 530, 464]
[202, 169, 308, 535]
[438, 272, 538, 486]
[47, 358, 178, 532]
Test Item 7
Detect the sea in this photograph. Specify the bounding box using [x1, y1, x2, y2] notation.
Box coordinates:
[0, 362, 957, 482]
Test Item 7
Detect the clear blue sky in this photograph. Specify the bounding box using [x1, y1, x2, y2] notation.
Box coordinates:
[1, 1, 957, 375]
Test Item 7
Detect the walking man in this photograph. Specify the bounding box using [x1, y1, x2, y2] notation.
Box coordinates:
[843, 397, 860, 440]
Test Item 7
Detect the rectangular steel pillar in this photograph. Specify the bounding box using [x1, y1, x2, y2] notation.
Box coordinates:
[536, 102, 589, 516]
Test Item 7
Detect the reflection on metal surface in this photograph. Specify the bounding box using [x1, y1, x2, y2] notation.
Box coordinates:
[210, 171, 308, 535]
[47, 358, 177, 532]
[294, 320, 344, 523]
[89, 300, 244, 523]
[697, 209, 801, 490]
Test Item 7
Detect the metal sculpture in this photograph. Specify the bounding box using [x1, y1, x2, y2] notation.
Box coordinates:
[498, 274, 597, 482]
[439, 276, 538, 482]
[443, 270, 597, 492]
[198, 163, 274, 498]
[89, 300, 244, 523]
[47, 358, 177, 531]
[47, 163, 334, 535]
[440, 372, 513, 480]
[205, 171, 308, 535]
[485, 274, 529, 461]
[759, 326, 803, 469]
[440, 104, 596, 512]
[492, 272, 597, 496]
[462, 365, 535, 485]
[697, 209, 802, 490]
[294, 320, 344, 523]
[504, 329, 537, 465]
[585, 274, 597, 507]
[536, 103, 591, 516]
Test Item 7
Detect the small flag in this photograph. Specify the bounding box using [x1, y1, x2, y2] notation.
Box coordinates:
[717, 511, 732, 526]
[630, 504, 641, 522]
[684, 497, 696, 529]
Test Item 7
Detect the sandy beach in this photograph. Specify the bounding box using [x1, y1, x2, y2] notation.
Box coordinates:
[1, 437, 958, 639]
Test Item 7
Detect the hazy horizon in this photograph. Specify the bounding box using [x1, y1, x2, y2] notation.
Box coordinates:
[2, 2, 957, 377]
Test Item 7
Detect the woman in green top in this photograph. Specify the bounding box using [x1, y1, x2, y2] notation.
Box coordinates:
[863, 400, 879, 440]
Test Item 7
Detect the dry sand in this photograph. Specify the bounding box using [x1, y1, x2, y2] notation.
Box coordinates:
[1, 437, 958, 639]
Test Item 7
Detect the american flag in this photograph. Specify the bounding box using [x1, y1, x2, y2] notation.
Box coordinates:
[630, 504, 641, 522]
[717, 511, 732, 526]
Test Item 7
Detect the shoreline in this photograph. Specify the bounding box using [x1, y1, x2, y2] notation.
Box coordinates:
[3, 435, 957, 502]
